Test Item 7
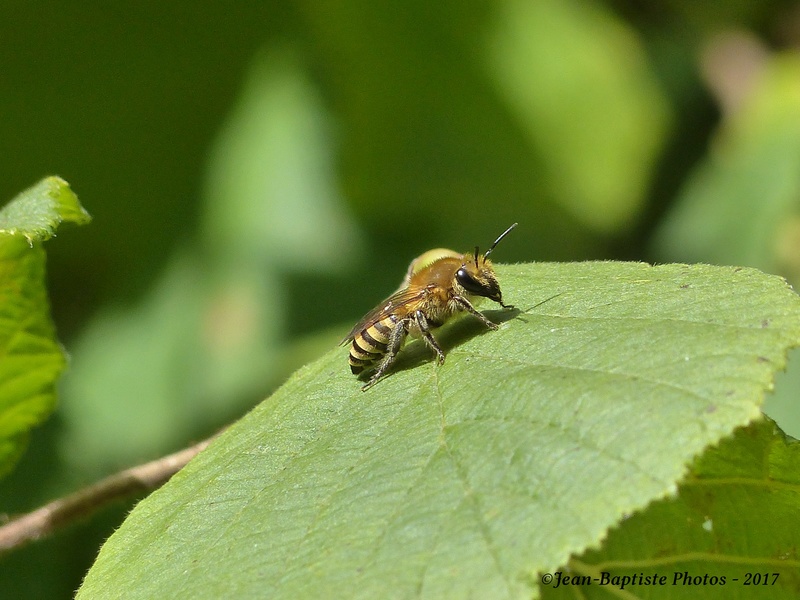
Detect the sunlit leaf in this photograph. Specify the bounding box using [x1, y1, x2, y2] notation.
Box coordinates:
[653, 52, 800, 441]
[0, 176, 91, 243]
[0, 177, 90, 478]
[77, 262, 800, 599]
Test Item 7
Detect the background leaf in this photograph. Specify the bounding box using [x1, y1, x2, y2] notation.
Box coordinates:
[0, 177, 90, 479]
[76, 262, 800, 600]
[545, 416, 800, 599]
[488, 0, 670, 233]
[653, 51, 800, 278]
[56, 50, 360, 476]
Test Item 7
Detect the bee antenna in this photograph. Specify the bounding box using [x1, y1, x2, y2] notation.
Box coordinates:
[474, 246, 479, 264]
[484, 222, 518, 259]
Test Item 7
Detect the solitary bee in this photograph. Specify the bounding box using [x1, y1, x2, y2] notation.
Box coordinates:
[343, 223, 517, 390]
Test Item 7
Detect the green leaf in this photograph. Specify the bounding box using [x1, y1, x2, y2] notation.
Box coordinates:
[0, 176, 91, 244]
[487, 0, 671, 233]
[652, 53, 800, 276]
[203, 49, 361, 272]
[0, 176, 91, 478]
[58, 252, 210, 473]
[57, 52, 363, 477]
[549, 416, 800, 599]
[650, 52, 800, 441]
[77, 262, 800, 600]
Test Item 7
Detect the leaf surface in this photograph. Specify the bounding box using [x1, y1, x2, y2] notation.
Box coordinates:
[548, 416, 800, 599]
[0, 177, 91, 478]
[77, 262, 800, 599]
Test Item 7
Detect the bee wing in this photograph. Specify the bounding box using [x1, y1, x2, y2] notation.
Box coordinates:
[341, 286, 428, 344]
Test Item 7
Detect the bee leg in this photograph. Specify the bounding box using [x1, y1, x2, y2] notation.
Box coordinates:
[414, 310, 446, 365]
[453, 296, 499, 330]
[361, 320, 408, 391]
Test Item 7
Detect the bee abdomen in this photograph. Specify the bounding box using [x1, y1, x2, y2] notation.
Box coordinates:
[349, 316, 395, 374]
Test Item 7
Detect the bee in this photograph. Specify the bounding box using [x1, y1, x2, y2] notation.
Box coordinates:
[343, 223, 517, 390]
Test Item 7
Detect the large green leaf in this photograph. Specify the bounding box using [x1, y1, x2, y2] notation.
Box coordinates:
[651, 53, 800, 440]
[77, 262, 800, 599]
[545, 416, 800, 599]
[0, 176, 91, 478]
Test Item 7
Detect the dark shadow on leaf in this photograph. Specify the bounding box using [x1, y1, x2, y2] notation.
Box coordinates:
[357, 307, 521, 384]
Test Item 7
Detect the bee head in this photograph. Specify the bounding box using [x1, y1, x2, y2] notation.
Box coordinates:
[454, 223, 517, 308]
[455, 261, 507, 306]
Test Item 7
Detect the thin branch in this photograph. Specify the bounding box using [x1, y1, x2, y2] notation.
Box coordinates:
[0, 434, 217, 554]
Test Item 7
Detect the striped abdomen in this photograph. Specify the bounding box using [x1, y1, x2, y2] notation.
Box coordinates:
[349, 315, 398, 374]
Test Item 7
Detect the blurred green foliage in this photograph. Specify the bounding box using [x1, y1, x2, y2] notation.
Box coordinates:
[2, 1, 800, 597]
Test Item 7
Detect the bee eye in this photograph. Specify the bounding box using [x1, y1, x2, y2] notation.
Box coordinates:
[456, 268, 488, 295]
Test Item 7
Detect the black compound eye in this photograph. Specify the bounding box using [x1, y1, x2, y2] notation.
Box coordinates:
[456, 268, 488, 295]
